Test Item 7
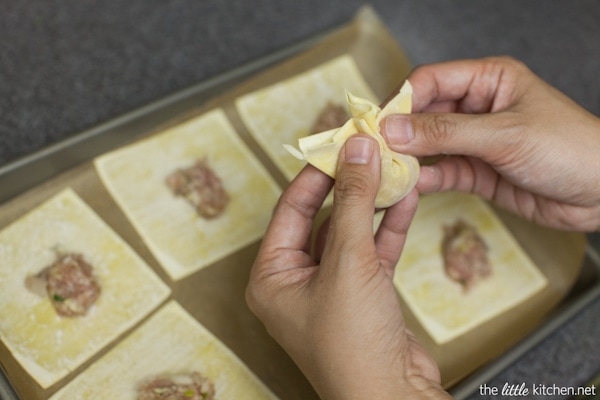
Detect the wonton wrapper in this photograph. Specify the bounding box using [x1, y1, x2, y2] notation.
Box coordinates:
[95, 109, 281, 280]
[50, 301, 278, 399]
[285, 80, 419, 208]
[236, 55, 379, 181]
[381, 192, 547, 344]
[0, 189, 170, 388]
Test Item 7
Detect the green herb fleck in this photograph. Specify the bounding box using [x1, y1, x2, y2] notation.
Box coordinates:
[184, 389, 195, 398]
[52, 294, 65, 302]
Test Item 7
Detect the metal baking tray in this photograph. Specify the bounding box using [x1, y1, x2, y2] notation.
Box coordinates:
[1, 6, 599, 399]
[450, 244, 600, 399]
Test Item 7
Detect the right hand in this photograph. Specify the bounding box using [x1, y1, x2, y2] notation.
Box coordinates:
[381, 56, 600, 232]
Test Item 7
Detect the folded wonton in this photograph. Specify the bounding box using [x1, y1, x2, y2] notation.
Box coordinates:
[284, 81, 419, 208]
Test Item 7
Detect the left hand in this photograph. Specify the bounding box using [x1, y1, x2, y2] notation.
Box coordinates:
[246, 135, 450, 399]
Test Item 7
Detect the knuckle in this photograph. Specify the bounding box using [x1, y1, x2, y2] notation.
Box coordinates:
[497, 55, 527, 70]
[245, 272, 262, 310]
[485, 56, 532, 85]
[488, 55, 519, 66]
[422, 114, 456, 145]
[277, 185, 319, 219]
[244, 284, 261, 316]
[245, 271, 273, 320]
[485, 55, 524, 71]
[334, 170, 373, 205]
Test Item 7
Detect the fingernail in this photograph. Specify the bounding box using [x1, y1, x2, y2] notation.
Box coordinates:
[384, 115, 414, 145]
[345, 136, 374, 164]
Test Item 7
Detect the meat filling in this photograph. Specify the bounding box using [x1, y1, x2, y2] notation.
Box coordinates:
[137, 372, 216, 400]
[310, 102, 348, 133]
[165, 159, 229, 219]
[25, 252, 101, 317]
[441, 219, 492, 291]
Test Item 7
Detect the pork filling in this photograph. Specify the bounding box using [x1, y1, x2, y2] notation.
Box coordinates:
[310, 102, 348, 133]
[165, 159, 229, 219]
[137, 372, 216, 400]
[26, 252, 101, 317]
[441, 219, 492, 291]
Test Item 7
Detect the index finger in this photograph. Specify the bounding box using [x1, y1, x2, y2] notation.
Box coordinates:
[408, 57, 513, 113]
[261, 164, 333, 255]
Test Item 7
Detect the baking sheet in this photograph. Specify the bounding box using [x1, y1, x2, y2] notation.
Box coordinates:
[0, 5, 596, 400]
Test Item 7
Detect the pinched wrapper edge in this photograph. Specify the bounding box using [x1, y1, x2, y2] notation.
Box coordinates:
[284, 80, 419, 208]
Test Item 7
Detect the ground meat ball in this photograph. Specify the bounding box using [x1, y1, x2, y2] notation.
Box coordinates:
[441, 219, 492, 291]
[26, 252, 101, 317]
[137, 372, 216, 400]
[165, 159, 229, 219]
[310, 102, 348, 133]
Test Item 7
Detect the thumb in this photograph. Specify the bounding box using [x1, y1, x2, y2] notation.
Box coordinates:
[381, 112, 519, 161]
[322, 135, 380, 266]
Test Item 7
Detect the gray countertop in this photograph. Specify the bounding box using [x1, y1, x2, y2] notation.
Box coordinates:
[1, 1, 599, 399]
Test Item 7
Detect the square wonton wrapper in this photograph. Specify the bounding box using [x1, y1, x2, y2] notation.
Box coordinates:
[50, 301, 278, 399]
[95, 109, 281, 281]
[236, 54, 378, 181]
[0, 189, 170, 388]
[384, 192, 547, 344]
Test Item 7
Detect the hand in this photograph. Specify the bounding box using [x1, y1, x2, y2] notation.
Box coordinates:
[246, 135, 451, 399]
[382, 57, 600, 232]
